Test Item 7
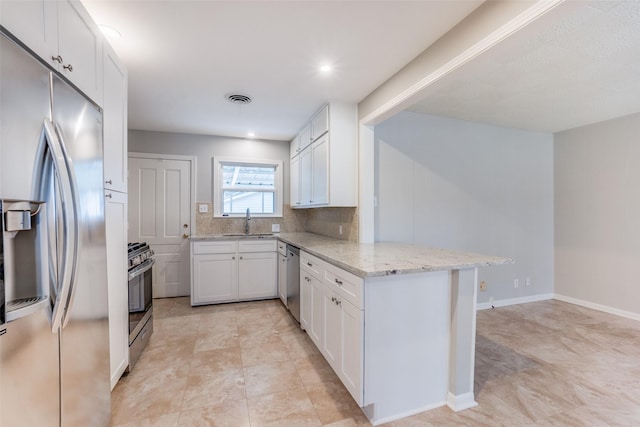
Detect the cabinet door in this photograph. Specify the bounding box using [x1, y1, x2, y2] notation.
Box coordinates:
[238, 252, 277, 300]
[322, 285, 341, 369]
[310, 105, 329, 142]
[103, 42, 128, 193]
[300, 272, 312, 332]
[311, 134, 329, 205]
[278, 253, 287, 305]
[105, 190, 128, 389]
[0, 0, 58, 68]
[340, 300, 363, 405]
[299, 147, 312, 206]
[309, 274, 323, 347]
[290, 155, 301, 208]
[56, 0, 103, 104]
[192, 254, 237, 305]
[299, 123, 312, 151]
[290, 134, 300, 159]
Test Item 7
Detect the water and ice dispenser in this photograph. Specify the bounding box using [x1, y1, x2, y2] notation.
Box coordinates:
[0, 199, 48, 329]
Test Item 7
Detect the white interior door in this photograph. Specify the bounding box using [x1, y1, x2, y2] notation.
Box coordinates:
[128, 155, 192, 298]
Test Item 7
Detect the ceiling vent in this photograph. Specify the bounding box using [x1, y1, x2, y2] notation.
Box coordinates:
[226, 93, 252, 104]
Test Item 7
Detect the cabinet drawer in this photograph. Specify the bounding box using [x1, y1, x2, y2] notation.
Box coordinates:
[325, 264, 363, 309]
[238, 239, 277, 253]
[277, 240, 287, 256]
[193, 240, 237, 254]
[301, 251, 324, 278]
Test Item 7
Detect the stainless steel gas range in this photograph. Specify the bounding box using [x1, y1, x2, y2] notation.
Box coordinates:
[127, 242, 154, 371]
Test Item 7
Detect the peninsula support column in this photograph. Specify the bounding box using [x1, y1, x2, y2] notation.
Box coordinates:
[447, 268, 478, 411]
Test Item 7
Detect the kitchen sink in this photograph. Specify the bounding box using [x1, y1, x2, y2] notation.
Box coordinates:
[221, 233, 274, 237]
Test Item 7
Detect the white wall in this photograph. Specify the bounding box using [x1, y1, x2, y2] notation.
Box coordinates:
[375, 111, 554, 305]
[554, 113, 640, 317]
[129, 130, 290, 203]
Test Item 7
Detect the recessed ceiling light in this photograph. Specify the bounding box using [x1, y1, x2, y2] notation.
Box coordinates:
[99, 24, 121, 39]
[247, 131, 255, 138]
[320, 64, 332, 73]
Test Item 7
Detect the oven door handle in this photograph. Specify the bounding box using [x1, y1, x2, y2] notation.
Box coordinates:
[128, 259, 155, 281]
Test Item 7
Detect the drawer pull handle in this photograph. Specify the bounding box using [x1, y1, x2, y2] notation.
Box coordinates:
[105, 179, 112, 185]
[307, 262, 312, 267]
[52, 55, 63, 63]
[63, 63, 73, 72]
[334, 278, 343, 285]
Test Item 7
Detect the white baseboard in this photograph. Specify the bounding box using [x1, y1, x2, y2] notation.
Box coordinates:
[368, 401, 446, 426]
[477, 293, 554, 311]
[554, 294, 640, 322]
[446, 392, 477, 412]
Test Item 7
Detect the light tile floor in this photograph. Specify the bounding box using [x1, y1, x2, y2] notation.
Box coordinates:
[111, 298, 640, 426]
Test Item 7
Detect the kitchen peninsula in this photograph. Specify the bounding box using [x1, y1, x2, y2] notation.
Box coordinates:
[191, 232, 511, 425]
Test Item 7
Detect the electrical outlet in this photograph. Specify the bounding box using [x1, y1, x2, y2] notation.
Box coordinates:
[271, 223, 280, 232]
[198, 204, 208, 213]
[479, 281, 487, 291]
[525, 277, 531, 287]
[514, 279, 519, 288]
[338, 225, 343, 235]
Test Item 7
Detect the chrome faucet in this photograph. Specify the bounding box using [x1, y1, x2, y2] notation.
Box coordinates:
[245, 208, 251, 234]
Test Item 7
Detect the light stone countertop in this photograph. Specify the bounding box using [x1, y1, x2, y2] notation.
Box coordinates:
[191, 232, 512, 278]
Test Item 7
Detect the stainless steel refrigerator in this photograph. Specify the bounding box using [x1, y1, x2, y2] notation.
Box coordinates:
[0, 30, 110, 426]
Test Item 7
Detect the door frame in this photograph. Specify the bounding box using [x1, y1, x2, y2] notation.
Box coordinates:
[128, 152, 197, 237]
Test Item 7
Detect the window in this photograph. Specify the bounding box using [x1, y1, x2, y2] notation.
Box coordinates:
[213, 157, 283, 217]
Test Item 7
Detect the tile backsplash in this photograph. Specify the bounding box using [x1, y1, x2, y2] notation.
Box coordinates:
[304, 206, 358, 242]
[195, 203, 358, 242]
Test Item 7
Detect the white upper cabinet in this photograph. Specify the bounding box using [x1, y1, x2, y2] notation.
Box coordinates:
[310, 105, 329, 142]
[298, 123, 312, 152]
[290, 155, 301, 208]
[0, 1, 58, 60]
[0, 0, 103, 105]
[290, 102, 357, 208]
[290, 134, 300, 159]
[103, 41, 128, 193]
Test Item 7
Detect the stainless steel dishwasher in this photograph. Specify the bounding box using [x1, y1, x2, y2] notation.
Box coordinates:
[286, 245, 300, 322]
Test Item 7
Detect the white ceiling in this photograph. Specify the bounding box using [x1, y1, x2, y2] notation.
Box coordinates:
[82, 0, 484, 141]
[407, 0, 640, 133]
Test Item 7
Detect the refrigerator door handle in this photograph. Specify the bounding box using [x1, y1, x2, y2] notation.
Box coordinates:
[52, 122, 82, 329]
[41, 119, 79, 332]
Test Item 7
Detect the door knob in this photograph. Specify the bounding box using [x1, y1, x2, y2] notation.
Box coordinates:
[182, 233, 189, 239]
[183, 224, 188, 228]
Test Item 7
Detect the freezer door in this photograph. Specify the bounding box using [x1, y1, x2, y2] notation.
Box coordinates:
[51, 75, 110, 427]
[0, 32, 60, 427]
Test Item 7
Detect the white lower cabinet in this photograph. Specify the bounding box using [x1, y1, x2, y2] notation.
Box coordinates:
[339, 297, 363, 400]
[277, 252, 287, 305]
[239, 252, 277, 300]
[191, 239, 277, 306]
[321, 285, 341, 367]
[301, 272, 323, 348]
[300, 250, 363, 405]
[105, 190, 128, 390]
[192, 253, 237, 304]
